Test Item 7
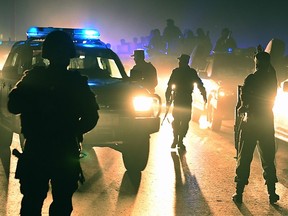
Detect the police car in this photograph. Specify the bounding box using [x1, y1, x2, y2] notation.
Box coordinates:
[192, 50, 255, 131]
[0, 27, 162, 172]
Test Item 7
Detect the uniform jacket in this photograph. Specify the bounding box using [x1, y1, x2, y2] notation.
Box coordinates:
[166, 65, 206, 106]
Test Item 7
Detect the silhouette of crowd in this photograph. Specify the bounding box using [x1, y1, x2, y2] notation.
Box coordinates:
[116, 19, 239, 71]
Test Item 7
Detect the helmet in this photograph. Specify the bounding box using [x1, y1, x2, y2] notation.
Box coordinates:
[42, 30, 76, 60]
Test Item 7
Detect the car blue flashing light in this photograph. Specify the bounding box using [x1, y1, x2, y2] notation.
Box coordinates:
[88, 82, 97, 86]
[26, 27, 55, 39]
[228, 48, 233, 53]
[26, 27, 100, 40]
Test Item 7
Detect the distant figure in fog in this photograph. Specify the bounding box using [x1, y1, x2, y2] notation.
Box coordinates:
[214, 28, 237, 52]
[163, 19, 183, 55]
[190, 27, 212, 71]
[131, 37, 142, 51]
[146, 28, 166, 57]
[165, 54, 207, 150]
[233, 50, 279, 204]
[117, 38, 131, 54]
[8, 30, 99, 215]
[130, 49, 158, 93]
[181, 29, 197, 56]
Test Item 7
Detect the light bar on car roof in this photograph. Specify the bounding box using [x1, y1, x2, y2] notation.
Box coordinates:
[26, 27, 55, 39]
[73, 29, 100, 40]
[26, 27, 100, 40]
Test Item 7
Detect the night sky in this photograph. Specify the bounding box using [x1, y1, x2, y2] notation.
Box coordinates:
[0, 0, 287, 52]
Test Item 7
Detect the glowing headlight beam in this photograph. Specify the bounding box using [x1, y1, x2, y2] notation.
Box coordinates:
[218, 91, 225, 97]
[133, 96, 153, 112]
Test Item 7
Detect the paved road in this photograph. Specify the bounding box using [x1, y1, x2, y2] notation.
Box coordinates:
[1, 117, 288, 215]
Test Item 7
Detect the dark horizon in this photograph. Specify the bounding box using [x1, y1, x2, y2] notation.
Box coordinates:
[1, 0, 287, 53]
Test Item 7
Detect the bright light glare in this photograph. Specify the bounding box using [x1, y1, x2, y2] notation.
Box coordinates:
[199, 115, 210, 129]
[218, 91, 225, 97]
[273, 89, 288, 117]
[133, 96, 153, 112]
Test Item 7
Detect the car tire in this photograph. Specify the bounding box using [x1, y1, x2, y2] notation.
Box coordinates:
[122, 134, 150, 172]
[207, 101, 222, 131]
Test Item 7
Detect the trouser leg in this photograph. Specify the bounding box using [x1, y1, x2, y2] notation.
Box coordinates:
[49, 175, 79, 216]
[178, 109, 191, 150]
[171, 120, 179, 147]
[232, 182, 245, 204]
[233, 128, 256, 203]
[19, 178, 49, 216]
[257, 135, 278, 184]
[235, 133, 257, 184]
[258, 134, 279, 203]
[267, 182, 280, 204]
[172, 108, 181, 148]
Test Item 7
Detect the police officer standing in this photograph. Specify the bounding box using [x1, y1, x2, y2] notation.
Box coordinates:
[165, 54, 207, 150]
[8, 30, 99, 215]
[233, 51, 279, 204]
[130, 49, 158, 93]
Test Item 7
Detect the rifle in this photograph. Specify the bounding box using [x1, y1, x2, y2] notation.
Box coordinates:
[161, 88, 175, 125]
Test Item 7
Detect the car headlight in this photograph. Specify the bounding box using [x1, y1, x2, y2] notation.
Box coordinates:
[133, 95, 161, 117]
[133, 96, 153, 112]
[218, 89, 226, 97]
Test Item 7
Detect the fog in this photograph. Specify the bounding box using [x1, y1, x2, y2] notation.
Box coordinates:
[0, 0, 287, 51]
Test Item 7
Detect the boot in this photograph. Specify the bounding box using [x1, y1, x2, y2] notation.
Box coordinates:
[267, 183, 280, 204]
[232, 183, 245, 204]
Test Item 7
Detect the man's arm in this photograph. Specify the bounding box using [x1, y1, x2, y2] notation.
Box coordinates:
[238, 74, 254, 113]
[78, 76, 99, 135]
[193, 71, 207, 103]
[8, 71, 32, 114]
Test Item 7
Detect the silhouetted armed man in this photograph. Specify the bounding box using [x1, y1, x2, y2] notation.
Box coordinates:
[130, 49, 158, 93]
[233, 51, 279, 204]
[8, 30, 99, 215]
[165, 54, 207, 150]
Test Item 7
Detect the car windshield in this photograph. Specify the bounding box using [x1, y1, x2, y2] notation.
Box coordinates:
[70, 53, 122, 79]
[29, 44, 124, 79]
